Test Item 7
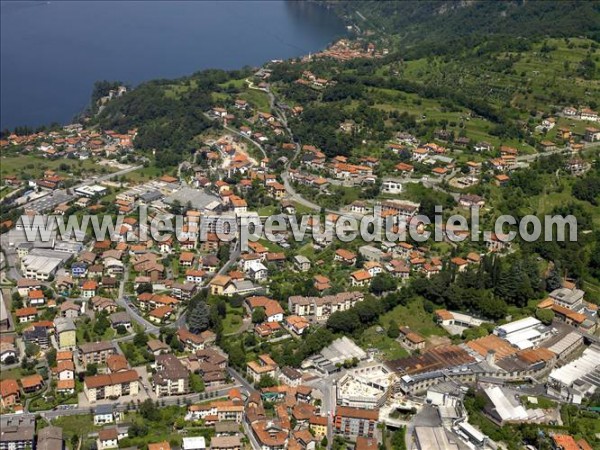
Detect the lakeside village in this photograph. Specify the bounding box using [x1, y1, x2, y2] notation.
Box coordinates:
[1, 42, 600, 450]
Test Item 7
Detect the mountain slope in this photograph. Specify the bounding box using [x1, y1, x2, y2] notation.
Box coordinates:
[324, 0, 600, 56]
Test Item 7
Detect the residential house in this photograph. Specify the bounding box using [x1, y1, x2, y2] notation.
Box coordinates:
[246, 296, 284, 323]
[293, 255, 311, 272]
[350, 270, 372, 287]
[15, 307, 38, 324]
[81, 280, 98, 298]
[60, 301, 80, 318]
[20, 374, 44, 394]
[54, 317, 77, 350]
[78, 341, 116, 367]
[177, 328, 216, 352]
[247, 354, 279, 383]
[398, 327, 426, 351]
[0, 379, 20, 408]
[153, 354, 190, 397]
[279, 367, 303, 388]
[334, 406, 379, 438]
[94, 404, 119, 426]
[84, 370, 139, 403]
[334, 249, 357, 265]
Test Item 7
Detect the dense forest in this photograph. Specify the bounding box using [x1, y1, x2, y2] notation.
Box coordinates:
[324, 0, 600, 58]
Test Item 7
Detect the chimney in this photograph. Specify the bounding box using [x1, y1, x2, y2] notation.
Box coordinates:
[486, 350, 496, 365]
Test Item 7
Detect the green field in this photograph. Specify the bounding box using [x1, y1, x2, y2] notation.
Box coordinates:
[239, 89, 270, 111]
[0, 155, 115, 180]
[359, 326, 410, 360]
[222, 305, 245, 335]
[378, 298, 446, 338]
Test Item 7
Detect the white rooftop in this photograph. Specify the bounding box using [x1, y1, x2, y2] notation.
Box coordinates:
[495, 317, 541, 336]
[549, 344, 600, 386]
[182, 436, 206, 450]
[505, 328, 542, 349]
[21, 255, 62, 274]
[484, 386, 528, 422]
[547, 332, 583, 356]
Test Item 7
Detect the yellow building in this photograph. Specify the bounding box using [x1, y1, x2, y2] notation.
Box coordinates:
[309, 415, 328, 437]
[209, 275, 231, 296]
[55, 318, 76, 349]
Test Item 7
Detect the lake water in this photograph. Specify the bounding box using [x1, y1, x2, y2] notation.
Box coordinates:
[0, 1, 346, 129]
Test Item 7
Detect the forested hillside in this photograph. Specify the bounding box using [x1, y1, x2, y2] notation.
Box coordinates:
[324, 0, 600, 58]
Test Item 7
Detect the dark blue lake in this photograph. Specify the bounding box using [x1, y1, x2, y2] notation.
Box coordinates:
[1, 1, 346, 129]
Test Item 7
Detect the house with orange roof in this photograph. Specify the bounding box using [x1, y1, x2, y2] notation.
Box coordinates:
[284, 316, 310, 335]
[450, 257, 469, 272]
[247, 354, 279, 383]
[15, 307, 38, 323]
[53, 360, 76, 380]
[0, 379, 20, 407]
[20, 374, 44, 393]
[495, 174, 510, 185]
[334, 249, 357, 265]
[27, 289, 45, 307]
[255, 322, 282, 338]
[398, 327, 426, 351]
[81, 280, 98, 298]
[209, 275, 231, 296]
[350, 269, 372, 287]
[56, 378, 76, 394]
[551, 434, 583, 450]
[245, 296, 284, 323]
[179, 252, 195, 267]
[148, 306, 174, 323]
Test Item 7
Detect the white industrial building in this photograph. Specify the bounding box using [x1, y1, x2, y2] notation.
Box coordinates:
[483, 386, 529, 425]
[493, 317, 552, 349]
[74, 185, 108, 198]
[20, 255, 63, 280]
[547, 344, 600, 404]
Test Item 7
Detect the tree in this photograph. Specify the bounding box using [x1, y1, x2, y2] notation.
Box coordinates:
[85, 363, 98, 376]
[46, 348, 57, 367]
[11, 292, 23, 309]
[370, 273, 397, 295]
[252, 307, 266, 324]
[93, 312, 110, 336]
[190, 373, 205, 393]
[387, 319, 400, 339]
[536, 308, 555, 325]
[169, 336, 183, 352]
[70, 434, 79, 450]
[128, 423, 148, 438]
[136, 282, 153, 295]
[139, 398, 160, 421]
[545, 266, 563, 292]
[216, 300, 227, 318]
[187, 300, 211, 332]
[477, 295, 508, 321]
[227, 341, 246, 368]
[116, 325, 127, 335]
[133, 332, 148, 347]
[257, 374, 277, 389]
[327, 310, 361, 334]
[25, 342, 39, 358]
